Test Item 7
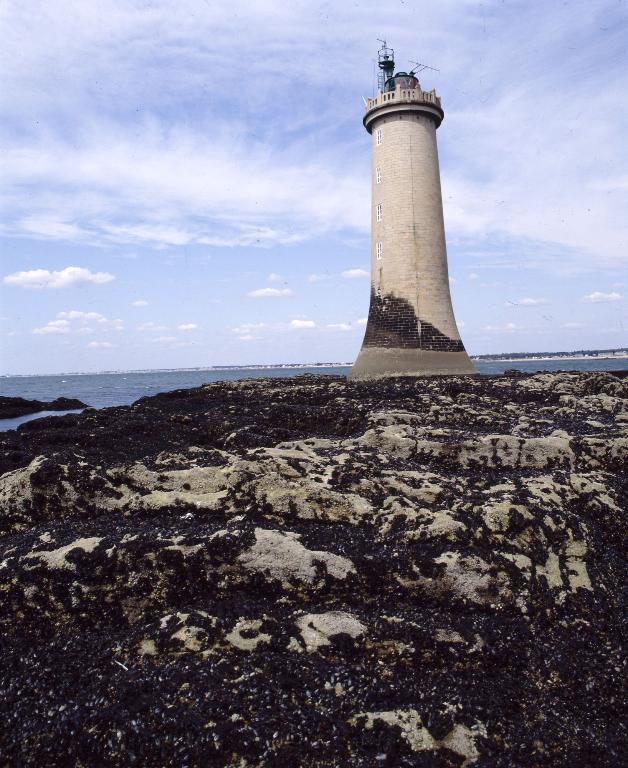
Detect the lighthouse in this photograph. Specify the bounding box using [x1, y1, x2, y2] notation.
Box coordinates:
[349, 43, 476, 379]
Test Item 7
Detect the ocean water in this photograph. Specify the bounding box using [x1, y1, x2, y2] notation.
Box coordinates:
[0, 358, 626, 431]
[0, 409, 85, 432]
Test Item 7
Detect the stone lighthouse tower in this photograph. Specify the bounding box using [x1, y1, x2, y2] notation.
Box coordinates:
[350, 43, 475, 379]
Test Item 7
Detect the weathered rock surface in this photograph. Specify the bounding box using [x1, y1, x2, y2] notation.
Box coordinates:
[0, 395, 87, 419]
[0, 371, 626, 766]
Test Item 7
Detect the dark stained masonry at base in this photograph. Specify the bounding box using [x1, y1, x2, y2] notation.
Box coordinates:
[362, 290, 465, 352]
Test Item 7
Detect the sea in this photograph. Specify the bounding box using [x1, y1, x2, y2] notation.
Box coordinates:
[1, 358, 626, 431]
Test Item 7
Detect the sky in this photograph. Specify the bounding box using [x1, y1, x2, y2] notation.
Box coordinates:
[1, 0, 627, 375]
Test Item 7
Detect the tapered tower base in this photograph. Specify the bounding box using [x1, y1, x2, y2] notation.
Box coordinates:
[349, 347, 476, 380]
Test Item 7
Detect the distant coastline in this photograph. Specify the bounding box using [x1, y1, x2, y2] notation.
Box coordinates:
[470, 347, 627, 363]
[471, 349, 628, 363]
[1, 348, 626, 378]
[0, 363, 354, 378]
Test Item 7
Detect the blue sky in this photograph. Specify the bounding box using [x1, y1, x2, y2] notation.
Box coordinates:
[1, 0, 626, 375]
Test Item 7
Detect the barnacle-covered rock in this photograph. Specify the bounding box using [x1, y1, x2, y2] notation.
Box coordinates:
[0, 370, 625, 766]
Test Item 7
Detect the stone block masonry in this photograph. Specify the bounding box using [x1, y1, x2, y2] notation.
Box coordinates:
[362, 291, 464, 352]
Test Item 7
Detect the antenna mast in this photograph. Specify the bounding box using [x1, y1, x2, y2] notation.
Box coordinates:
[409, 59, 440, 78]
[376, 39, 395, 92]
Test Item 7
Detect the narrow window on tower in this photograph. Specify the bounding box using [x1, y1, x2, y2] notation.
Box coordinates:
[376, 128, 382, 145]
[376, 166, 382, 184]
[376, 242, 383, 260]
[376, 203, 382, 222]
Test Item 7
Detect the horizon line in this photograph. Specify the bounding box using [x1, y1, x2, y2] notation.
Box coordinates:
[1, 347, 627, 378]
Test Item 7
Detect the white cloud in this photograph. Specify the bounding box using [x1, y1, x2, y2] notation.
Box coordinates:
[33, 310, 121, 336]
[1, 125, 367, 250]
[232, 322, 266, 335]
[137, 322, 169, 332]
[177, 323, 198, 331]
[247, 287, 293, 298]
[342, 268, 369, 279]
[103, 224, 194, 246]
[449, 276, 457, 286]
[326, 317, 367, 331]
[3, 266, 115, 289]
[155, 336, 177, 343]
[58, 310, 107, 322]
[468, 272, 479, 281]
[131, 299, 148, 307]
[1, 0, 626, 276]
[267, 273, 284, 283]
[18, 217, 84, 241]
[238, 334, 256, 341]
[33, 319, 70, 335]
[326, 323, 352, 331]
[87, 341, 115, 349]
[308, 273, 329, 283]
[483, 322, 522, 332]
[581, 291, 622, 303]
[505, 298, 548, 307]
[290, 319, 316, 329]
[562, 322, 586, 329]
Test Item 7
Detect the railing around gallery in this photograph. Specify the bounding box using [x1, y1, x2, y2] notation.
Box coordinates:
[365, 85, 441, 112]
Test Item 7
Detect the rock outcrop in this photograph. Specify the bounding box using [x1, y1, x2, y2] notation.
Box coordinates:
[0, 371, 626, 766]
[0, 395, 87, 419]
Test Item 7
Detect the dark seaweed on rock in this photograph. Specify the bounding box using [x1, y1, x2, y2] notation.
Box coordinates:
[0, 395, 87, 419]
[0, 371, 626, 767]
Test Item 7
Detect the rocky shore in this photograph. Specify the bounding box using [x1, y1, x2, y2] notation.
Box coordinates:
[0, 371, 626, 766]
[0, 395, 87, 419]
